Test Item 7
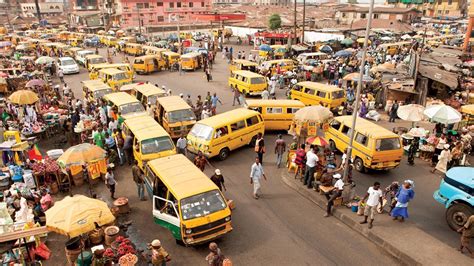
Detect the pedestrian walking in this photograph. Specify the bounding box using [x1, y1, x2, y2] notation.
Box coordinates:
[149, 239, 171, 266]
[431, 144, 451, 174]
[254, 133, 265, 164]
[303, 145, 318, 189]
[261, 89, 269, 100]
[457, 214, 474, 258]
[391, 180, 415, 222]
[105, 167, 117, 199]
[58, 69, 64, 83]
[324, 173, 344, 217]
[274, 134, 286, 168]
[194, 151, 212, 171]
[206, 67, 212, 82]
[250, 157, 266, 199]
[388, 100, 399, 122]
[360, 182, 383, 229]
[176, 135, 187, 155]
[132, 160, 145, 201]
[210, 169, 226, 192]
[206, 242, 226, 266]
[231, 86, 241, 106]
[407, 137, 419, 165]
[123, 133, 134, 165]
[210, 93, 222, 115]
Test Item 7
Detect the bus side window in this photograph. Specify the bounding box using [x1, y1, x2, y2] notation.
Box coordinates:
[166, 193, 178, 217]
[305, 88, 316, 95]
[341, 125, 352, 136]
[246, 116, 259, 126]
[317, 91, 327, 98]
[330, 120, 341, 130]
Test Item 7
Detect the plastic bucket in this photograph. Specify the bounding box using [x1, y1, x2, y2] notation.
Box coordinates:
[351, 205, 358, 212]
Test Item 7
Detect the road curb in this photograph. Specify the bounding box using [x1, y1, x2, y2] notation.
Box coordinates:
[281, 173, 420, 265]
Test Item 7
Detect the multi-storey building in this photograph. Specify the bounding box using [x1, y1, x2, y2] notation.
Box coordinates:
[20, 2, 64, 17]
[335, 5, 421, 24]
[386, 0, 467, 18]
[117, 0, 212, 29]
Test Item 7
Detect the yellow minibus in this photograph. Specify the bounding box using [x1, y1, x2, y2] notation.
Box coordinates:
[155, 96, 196, 138]
[246, 99, 305, 131]
[290, 81, 345, 109]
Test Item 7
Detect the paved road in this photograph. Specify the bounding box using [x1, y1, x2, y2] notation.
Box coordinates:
[42, 47, 401, 265]
[60, 44, 464, 249]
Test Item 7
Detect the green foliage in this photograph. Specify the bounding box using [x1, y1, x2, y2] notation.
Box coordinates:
[268, 14, 282, 30]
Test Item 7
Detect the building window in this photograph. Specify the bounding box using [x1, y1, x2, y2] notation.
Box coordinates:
[201, 2, 205, 7]
[437, 10, 442, 14]
[373, 14, 379, 19]
[360, 13, 366, 19]
[342, 12, 346, 18]
[189, 2, 193, 7]
[445, 10, 449, 14]
[157, 15, 164, 22]
[177, 2, 181, 7]
[170, 2, 174, 8]
[448, 0, 452, 4]
[136, 3, 143, 8]
[157, 1, 163, 6]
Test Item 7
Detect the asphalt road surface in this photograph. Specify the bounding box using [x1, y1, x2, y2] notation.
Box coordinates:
[41, 46, 402, 265]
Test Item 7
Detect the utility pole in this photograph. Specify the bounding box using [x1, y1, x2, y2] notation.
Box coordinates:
[342, 0, 374, 183]
[136, 6, 142, 35]
[177, 14, 182, 75]
[302, 0, 305, 43]
[293, 0, 297, 46]
[5, 0, 12, 29]
[413, 27, 427, 105]
[34, 0, 42, 22]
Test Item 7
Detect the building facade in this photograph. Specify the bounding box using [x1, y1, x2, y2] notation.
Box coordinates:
[335, 5, 421, 23]
[386, 0, 467, 18]
[252, 0, 289, 5]
[21, 2, 64, 17]
[117, 0, 212, 29]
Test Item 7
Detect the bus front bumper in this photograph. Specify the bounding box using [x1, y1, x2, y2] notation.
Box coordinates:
[369, 161, 400, 170]
[183, 224, 233, 246]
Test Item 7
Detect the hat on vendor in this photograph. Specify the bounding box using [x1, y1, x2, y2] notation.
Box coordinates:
[215, 169, 221, 175]
[151, 239, 161, 248]
[327, 164, 336, 169]
[443, 144, 450, 150]
[333, 173, 342, 179]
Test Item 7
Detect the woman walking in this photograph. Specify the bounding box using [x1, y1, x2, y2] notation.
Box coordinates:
[391, 180, 415, 222]
[431, 144, 451, 174]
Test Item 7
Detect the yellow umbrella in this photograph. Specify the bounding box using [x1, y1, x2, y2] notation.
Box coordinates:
[461, 104, 474, 115]
[8, 90, 39, 105]
[57, 143, 106, 167]
[357, 38, 371, 45]
[45, 195, 115, 238]
[294, 106, 333, 123]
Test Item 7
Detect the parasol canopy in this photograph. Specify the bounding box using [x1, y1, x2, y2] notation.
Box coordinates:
[45, 195, 115, 238]
[259, 44, 272, 51]
[334, 50, 353, 57]
[397, 104, 425, 122]
[35, 56, 55, 65]
[460, 104, 474, 115]
[380, 36, 392, 41]
[343, 72, 373, 82]
[370, 62, 396, 73]
[294, 106, 333, 123]
[357, 38, 371, 45]
[408, 127, 427, 138]
[319, 45, 333, 53]
[341, 38, 353, 46]
[57, 143, 107, 167]
[424, 104, 462, 124]
[97, 30, 106, 35]
[8, 90, 39, 105]
[15, 44, 28, 50]
[401, 34, 412, 40]
[25, 79, 46, 88]
[306, 136, 328, 146]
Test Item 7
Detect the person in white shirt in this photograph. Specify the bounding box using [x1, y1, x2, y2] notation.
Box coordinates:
[325, 173, 344, 217]
[303, 145, 319, 189]
[250, 157, 267, 199]
[176, 136, 187, 155]
[360, 182, 383, 229]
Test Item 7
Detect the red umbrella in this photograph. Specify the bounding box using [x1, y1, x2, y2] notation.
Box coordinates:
[306, 136, 328, 146]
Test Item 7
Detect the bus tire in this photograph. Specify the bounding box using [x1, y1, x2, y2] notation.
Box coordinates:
[446, 203, 474, 231]
[354, 157, 365, 172]
[218, 148, 230, 161]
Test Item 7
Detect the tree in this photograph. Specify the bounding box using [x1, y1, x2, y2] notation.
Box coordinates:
[268, 14, 281, 30]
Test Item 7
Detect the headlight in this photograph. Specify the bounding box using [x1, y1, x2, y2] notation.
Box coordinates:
[185, 229, 192, 234]
[225, 216, 231, 222]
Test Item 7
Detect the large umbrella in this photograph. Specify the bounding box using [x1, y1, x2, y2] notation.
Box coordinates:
[408, 127, 427, 138]
[341, 38, 353, 46]
[319, 45, 333, 53]
[357, 38, 371, 45]
[424, 104, 462, 124]
[343, 72, 373, 82]
[35, 56, 55, 65]
[259, 44, 271, 51]
[97, 30, 106, 35]
[460, 104, 474, 115]
[294, 106, 333, 123]
[334, 50, 353, 57]
[25, 79, 46, 88]
[8, 90, 39, 105]
[401, 34, 412, 40]
[57, 143, 107, 167]
[45, 195, 115, 238]
[397, 104, 425, 122]
[380, 36, 392, 41]
[306, 136, 328, 146]
[15, 44, 28, 50]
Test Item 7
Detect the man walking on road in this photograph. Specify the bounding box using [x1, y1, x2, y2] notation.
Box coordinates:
[250, 157, 267, 199]
[274, 134, 286, 168]
[132, 160, 145, 201]
[176, 135, 187, 155]
[389, 100, 399, 122]
[360, 182, 383, 229]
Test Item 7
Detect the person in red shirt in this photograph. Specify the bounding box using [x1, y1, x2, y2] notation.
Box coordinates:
[294, 143, 306, 180]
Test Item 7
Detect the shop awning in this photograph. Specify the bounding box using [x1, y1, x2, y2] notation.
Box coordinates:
[292, 45, 309, 52]
[418, 65, 459, 89]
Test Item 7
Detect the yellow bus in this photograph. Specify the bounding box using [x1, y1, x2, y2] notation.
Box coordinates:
[104, 36, 117, 47]
[98, 68, 132, 89]
[228, 59, 258, 73]
[89, 63, 134, 80]
[162, 51, 180, 68]
[145, 154, 232, 245]
[124, 43, 143, 56]
[103, 92, 147, 120]
[130, 83, 167, 106]
[142, 45, 167, 56]
[180, 52, 202, 71]
[260, 59, 295, 74]
[325, 116, 403, 172]
[228, 70, 267, 96]
[155, 96, 196, 138]
[85, 54, 107, 71]
[133, 55, 166, 74]
[290, 81, 345, 109]
[81, 80, 113, 102]
[246, 99, 305, 131]
[122, 116, 176, 170]
[187, 108, 264, 160]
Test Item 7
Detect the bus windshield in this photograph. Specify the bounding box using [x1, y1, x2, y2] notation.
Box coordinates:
[113, 72, 128, 81]
[168, 109, 195, 123]
[189, 123, 213, 141]
[141, 136, 174, 154]
[119, 102, 145, 115]
[90, 57, 106, 64]
[376, 138, 401, 151]
[93, 88, 112, 99]
[180, 190, 227, 220]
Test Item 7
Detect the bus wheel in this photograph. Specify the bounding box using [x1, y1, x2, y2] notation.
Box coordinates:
[354, 157, 365, 172]
[218, 148, 230, 161]
[446, 203, 473, 231]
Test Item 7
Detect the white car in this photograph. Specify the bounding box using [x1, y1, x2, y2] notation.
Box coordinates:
[75, 50, 94, 66]
[57, 57, 79, 74]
